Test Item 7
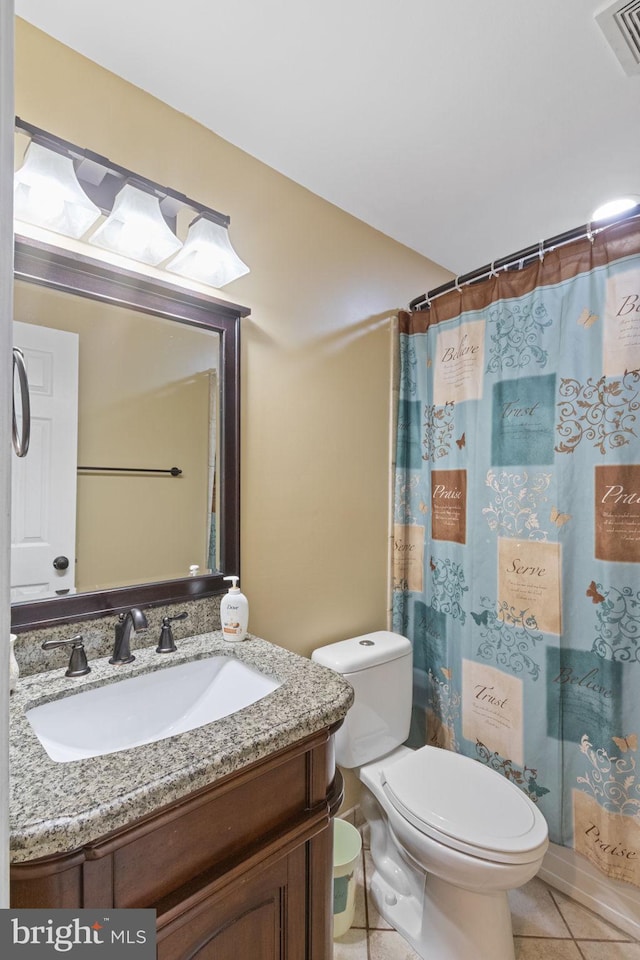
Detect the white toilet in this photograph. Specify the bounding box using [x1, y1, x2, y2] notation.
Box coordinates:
[312, 631, 548, 960]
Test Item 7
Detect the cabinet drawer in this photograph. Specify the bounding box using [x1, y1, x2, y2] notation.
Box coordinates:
[111, 750, 309, 907]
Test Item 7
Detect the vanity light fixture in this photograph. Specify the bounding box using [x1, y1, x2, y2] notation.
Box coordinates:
[14, 140, 102, 239]
[88, 182, 183, 266]
[166, 213, 249, 287]
[14, 117, 250, 289]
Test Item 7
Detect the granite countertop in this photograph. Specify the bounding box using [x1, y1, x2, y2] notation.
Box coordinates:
[10, 633, 354, 863]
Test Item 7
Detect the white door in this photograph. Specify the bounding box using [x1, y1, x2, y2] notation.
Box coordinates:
[11, 321, 79, 601]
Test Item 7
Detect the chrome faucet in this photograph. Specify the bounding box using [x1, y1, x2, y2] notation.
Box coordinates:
[109, 607, 148, 665]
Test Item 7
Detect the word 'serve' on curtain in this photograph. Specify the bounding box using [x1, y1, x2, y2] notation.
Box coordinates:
[393, 217, 640, 887]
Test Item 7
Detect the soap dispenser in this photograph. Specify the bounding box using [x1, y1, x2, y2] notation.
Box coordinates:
[220, 576, 249, 642]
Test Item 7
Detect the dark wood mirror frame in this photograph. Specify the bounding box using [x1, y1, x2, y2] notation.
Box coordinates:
[11, 234, 247, 631]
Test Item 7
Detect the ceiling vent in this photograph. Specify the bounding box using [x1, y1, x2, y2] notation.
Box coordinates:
[596, 0, 640, 75]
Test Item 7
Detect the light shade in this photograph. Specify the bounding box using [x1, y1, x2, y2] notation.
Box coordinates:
[14, 141, 101, 239]
[166, 215, 249, 287]
[88, 182, 183, 265]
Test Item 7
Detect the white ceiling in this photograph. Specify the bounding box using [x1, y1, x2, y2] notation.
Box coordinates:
[14, 0, 640, 276]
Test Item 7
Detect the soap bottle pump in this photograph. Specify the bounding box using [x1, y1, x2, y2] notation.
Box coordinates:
[221, 576, 249, 642]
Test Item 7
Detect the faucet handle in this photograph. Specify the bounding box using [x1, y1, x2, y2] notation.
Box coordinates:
[42, 634, 91, 678]
[156, 612, 188, 654]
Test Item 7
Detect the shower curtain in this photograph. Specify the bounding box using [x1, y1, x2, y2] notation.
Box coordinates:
[392, 217, 640, 886]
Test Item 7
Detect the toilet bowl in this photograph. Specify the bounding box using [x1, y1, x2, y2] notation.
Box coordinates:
[312, 632, 549, 960]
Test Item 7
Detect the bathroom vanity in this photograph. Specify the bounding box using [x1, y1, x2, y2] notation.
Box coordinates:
[9, 634, 353, 959]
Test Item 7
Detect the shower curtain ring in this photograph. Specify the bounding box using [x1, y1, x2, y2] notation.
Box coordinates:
[454, 276, 463, 294]
[538, 241, 545, 262]
[490, 260, 499, 279]
[586, 221, 594, 244]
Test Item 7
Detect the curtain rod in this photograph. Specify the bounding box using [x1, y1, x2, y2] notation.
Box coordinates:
[408, 205, 640, 312]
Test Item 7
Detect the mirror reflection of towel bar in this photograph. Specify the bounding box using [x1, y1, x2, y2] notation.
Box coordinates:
[77, 466, 182, 476]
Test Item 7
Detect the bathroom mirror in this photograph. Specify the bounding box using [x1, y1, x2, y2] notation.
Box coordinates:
[11, 235, 246, 630]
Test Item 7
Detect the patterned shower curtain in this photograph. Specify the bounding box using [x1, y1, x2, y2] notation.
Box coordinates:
[392, 217, 640, 886]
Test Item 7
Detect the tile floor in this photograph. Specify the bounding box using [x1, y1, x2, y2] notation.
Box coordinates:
[333, 819, 640, 960]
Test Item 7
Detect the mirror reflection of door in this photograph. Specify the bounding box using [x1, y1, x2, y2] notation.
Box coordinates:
[11, 320, 79, 601]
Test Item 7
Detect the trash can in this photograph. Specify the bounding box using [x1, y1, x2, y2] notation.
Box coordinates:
[333, 818, 362, 938]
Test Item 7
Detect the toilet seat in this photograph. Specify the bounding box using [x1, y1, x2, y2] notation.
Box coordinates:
[381, 746, 548, 865]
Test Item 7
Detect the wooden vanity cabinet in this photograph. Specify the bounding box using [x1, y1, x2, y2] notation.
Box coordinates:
[11, 727, 343, 960]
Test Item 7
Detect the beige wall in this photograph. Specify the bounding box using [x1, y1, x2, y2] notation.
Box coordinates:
[15, 20, 451, 805]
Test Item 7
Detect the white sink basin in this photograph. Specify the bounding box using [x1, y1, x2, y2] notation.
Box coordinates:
[26, 656, 281, 763]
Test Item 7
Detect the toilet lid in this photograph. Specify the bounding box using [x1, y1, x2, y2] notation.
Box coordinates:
[382, 746, 548, 862]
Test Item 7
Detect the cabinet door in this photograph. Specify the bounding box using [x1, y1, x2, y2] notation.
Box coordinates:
[157, 846, 307, 960]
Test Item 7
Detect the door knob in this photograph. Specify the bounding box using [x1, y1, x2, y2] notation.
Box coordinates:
[53, 555, 69, 571]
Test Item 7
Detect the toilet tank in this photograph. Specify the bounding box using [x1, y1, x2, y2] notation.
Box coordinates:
[312, 631, 413, 769]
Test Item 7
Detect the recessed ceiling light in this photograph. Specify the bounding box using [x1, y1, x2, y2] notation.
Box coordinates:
[592, 196, 640, 221]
